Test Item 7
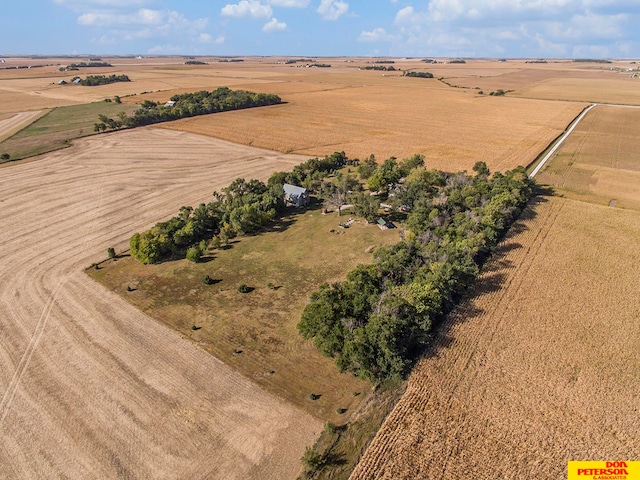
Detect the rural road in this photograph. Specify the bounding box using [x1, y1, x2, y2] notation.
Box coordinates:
[530, 102, 640, 178]
[0, 128, 319, 479]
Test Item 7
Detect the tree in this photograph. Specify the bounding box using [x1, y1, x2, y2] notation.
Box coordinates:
[1, 153, 10, 161]
[302, 446, 324, 471]
[472, 161, 490, 177]
[357, 154, 377, 180]
[353, 192, 379, 222]
[107, 247, 116, 259]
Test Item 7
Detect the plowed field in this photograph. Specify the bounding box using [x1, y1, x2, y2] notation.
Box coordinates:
[0, 128, 319, 479]
[351, 196, 640, 479]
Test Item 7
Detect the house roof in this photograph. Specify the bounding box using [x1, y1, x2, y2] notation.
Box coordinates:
[283, 184, 307, 196]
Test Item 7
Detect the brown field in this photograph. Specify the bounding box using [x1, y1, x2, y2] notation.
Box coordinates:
[536, 105, 640, 211]
[351, 195, 640, 479]
[0, 110, 44, 142]
[1, 56, 594, 173]
[3, 56, 638, 479]
[0, 128, 321, 479]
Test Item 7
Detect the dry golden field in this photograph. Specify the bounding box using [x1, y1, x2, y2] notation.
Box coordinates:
[0, 56, 599, 173]
[537, 105, 640, 211]
[351, 196, 640, 479]
[3, 56, 639, 479]
[0, 128, 320, 479]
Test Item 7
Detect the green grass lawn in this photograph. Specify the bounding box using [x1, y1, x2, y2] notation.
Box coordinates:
[89, 202, 400, 423]
[0, 100, 137, 161]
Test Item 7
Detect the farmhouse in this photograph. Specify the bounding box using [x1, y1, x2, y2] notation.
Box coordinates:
[283, 183, 309, 207]
[164, 100, 176, 107]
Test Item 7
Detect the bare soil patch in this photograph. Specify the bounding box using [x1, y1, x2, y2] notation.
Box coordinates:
[536, 105, 640, 210]
[0, 128, 319, 479]
[351, 196, 640, 479]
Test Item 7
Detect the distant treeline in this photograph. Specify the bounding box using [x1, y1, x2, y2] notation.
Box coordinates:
[298, 161, 536, 382]
[69, 62, 112, 68]
[94, 86, 282, 132]
[361, 65, 396, 71]
[78, 74, 130, 86]
[129, 152, 348, 264]
[404, 71, 434, 78]
[573, 59, 612, 63]
[185, 60, 208, 65]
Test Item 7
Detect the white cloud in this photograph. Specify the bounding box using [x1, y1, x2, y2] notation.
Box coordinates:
[221, 1, 273, 19]
[198, 33, 213, 43]
[395, 6, 428, 25]
[317, 0, 349, 20]
[267, 0, 310, 6]
[358, 28, 397, 43]
[263, 17, 287, 32]
[77, 9, 202, 28]
[215, 35, 226, 44]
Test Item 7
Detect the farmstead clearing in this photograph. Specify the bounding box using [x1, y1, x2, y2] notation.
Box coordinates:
[1, 56, 639, 479]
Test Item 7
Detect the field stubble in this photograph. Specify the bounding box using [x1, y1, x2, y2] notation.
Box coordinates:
[537, 105, 640, 211]
[0, 128, 320, 479]
[351, 196, 640, 479]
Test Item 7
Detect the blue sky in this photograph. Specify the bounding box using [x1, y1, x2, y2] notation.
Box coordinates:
[2, 1, 639, 58]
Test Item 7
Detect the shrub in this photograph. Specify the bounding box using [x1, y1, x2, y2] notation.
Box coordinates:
[107, 247, 116, 259]
[1, 153, 10, 161]
[203, 275, 214, 285]
[238, 284, 251, 293]
[186, 246, 202, 263]
[302, 446, 324, 471]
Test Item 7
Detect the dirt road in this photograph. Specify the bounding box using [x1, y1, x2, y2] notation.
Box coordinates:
[0, 128, 319, 479]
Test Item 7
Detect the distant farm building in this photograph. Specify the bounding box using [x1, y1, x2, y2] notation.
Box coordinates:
[164, 100, 176, 107]
[283, 184, 309, 207]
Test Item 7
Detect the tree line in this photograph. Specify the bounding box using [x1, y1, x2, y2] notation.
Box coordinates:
[298, 159, 536, 382]
[129, 152, 348, 264]
[94, 86, 282, 132]
[77, 74, 131, 86]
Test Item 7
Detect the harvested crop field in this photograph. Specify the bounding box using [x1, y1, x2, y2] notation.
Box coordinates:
[160, 79, 583, 173]
[0, 128, 320, 479]
[536, 105, 640, 211]
[0, 110, 44, 142]
[352, 196, 640, 479]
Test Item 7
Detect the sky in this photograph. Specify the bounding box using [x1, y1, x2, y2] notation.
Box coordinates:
[2, 1, 639, 58]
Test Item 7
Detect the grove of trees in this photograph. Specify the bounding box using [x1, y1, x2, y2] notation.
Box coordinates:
[78, 74, 130, 86]
[298, 160, 536, 382]
[96, 87, 282, 132]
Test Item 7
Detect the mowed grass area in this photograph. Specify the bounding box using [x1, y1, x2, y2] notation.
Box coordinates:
[537, 105, 640, 211]
[0, 101, 137, 160]
[89, 202, 399, 423]
[352, 196, 640, 479]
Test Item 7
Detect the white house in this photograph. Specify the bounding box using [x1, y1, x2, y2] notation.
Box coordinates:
[283, 183, 309, 207]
